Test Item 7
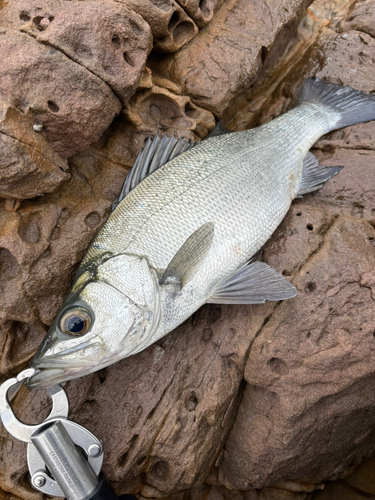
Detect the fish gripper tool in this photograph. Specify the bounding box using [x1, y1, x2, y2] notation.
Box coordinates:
[0, 368, 136, 500]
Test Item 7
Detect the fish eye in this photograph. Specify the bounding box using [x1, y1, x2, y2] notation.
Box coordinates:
[60, 308, 92, 336]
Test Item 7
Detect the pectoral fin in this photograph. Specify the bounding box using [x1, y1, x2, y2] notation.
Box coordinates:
[161, 222, 214, 288]
[297, 152, 343, 196]
[208, 261, 297, 304]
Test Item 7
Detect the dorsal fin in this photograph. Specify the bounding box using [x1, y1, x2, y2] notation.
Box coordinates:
[204, 120, 231, 139]
[112, 134, 195, 211]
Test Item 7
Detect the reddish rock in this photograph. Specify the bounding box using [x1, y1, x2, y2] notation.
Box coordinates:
[120, 0, 198, 53]
[339, 0, 375, 38]
[174, 0, 224, 29]
[150, 0, 313, 117]
[0, 0, 152, 104]
[0, 105, 69, 199]
[0, 28, 121, 158]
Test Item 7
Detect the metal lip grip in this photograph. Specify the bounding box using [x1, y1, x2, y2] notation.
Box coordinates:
[0, 368, 104, 499]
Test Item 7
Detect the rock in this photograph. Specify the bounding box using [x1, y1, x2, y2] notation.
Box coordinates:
[174, 0, 224, 29]
[150, 0, 313, 117]
[310, 480, 372, 500]
[123, 84, 216, 140]
[0, 105, 69, 199]
[120, 0, 198, 53]
[0, 28, 121, 158]
[0, 0, 152, 104]
[344, 456, 375, 495]
[339, 0, 375, 38]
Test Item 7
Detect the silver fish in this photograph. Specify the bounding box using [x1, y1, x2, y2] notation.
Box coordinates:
[27, 78, 375, 389]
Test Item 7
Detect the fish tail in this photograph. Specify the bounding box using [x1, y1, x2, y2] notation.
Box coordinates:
[298, 77, 375, 131]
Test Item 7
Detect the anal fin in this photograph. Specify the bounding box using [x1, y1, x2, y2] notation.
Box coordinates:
[298, 152, 343, 196]
[208, 261, 296, 304]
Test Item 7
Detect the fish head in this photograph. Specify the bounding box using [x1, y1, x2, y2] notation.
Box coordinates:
[27, 254, 160, 390]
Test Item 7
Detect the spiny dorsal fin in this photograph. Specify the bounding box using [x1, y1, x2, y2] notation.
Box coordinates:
[208, 260, 296, 304]
[205, 120, 231, 139]
[297, 152, 343, 196]
[112, 134, 195, 211]
[161, 222, 214, 288]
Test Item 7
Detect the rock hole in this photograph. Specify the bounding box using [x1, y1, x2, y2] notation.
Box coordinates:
[296, 211, 302, 216]
[173, 21, 194, 45]
[137, 455, 146, 466]
[208, 305, 221, 323]
[33, 15, 53, 31]
[84, 211, 101, 229]
[202, 327, 212, 342]
[98, 370, 106, 384]
[199, 0, 210, 17]
[267, 357, 289, 375]
[185, 102, 197, 118]
[168, 11, 179, 30]
[123, 52, 134, 66]
[0, 248, 20, 279]
[306, 223, 313, 231]
[373, 330, 375, 338]
[47, 100, 59, 113]
[261, 45, 268, 64]
[18, 219, 40, 244]
[19, 11, 30, 21]
[111, 34, 121, 48]
[305, 282, 316, 293]
[186, 393, 198, 411]
[151, 460, 170, 480]
[282, 270, 291, 276]
[307, 331, 311, 338]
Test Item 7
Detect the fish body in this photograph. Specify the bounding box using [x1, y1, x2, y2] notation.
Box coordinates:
[27, 78, 375, 389]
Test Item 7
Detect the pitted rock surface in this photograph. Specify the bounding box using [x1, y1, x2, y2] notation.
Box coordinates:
[0, 0, 375, 499]
[0, 0, 152, 104]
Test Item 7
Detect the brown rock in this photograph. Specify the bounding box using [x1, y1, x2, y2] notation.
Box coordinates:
[310, 480, 372, 500]
[0, 28, 121, 158]
[0, 0, 152, 104]
[174, 0, 224, 29]
[123, 84, 216, 140]
[120, 0, 198, 53]
[344, 456, 375, 495]
[0, 105, 69, 199]
[339, 0, 375, 38]
[150, 0, 313, 117]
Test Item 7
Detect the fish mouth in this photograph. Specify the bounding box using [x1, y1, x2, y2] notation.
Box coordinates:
[27, 340, 104, 390]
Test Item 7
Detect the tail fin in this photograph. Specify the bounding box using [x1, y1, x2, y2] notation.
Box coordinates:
[298, 77, 375, 130]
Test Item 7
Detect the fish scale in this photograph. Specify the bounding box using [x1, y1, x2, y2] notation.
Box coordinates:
[27, 78, 375, 389]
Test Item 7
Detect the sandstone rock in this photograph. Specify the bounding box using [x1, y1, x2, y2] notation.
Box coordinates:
[150, 0, 313, 117]
[174, 0, 224, 29]
[120, 0, 198, 53]
[124, 84, 216, 140]
[0, 105, 69, 199]
[0, 0, 152, 104]
[0, 28, 121, 158]
[310, 480, 372, 500]
[344, 456, 375, 495]
[339, 0, 375, 38]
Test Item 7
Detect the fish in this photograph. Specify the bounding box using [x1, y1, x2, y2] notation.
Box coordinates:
[27, 78, 375, 390]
